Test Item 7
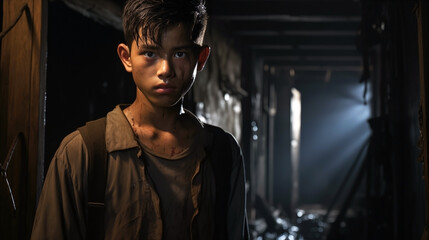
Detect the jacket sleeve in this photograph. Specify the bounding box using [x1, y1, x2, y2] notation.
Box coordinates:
[31, 131, 88, 240]
[226, 133, 250, 240]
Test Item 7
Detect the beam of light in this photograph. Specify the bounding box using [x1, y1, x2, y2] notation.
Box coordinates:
[291, 88, 301, 213]
[299, 76, 372, 204]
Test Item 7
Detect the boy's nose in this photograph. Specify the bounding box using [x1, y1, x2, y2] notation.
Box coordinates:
[157, 58, 174, 80]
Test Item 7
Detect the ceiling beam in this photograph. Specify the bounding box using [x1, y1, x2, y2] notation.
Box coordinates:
[213, 15, 360, 22]
[253, 48, 360, 58]
[209, 1, 361, 20]
[236, 35, 357, 46]
[60, 0, 122, 29]
[264, 59, 361, 67]
[249, 44, 358, 50]
[276, 65, 362, 72]
[264, 56, 361, 61]
[217, 21, 361, 32]
[236, 30, 357, 36]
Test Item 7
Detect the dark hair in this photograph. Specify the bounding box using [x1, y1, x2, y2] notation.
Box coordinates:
[122, 0, 208, 47]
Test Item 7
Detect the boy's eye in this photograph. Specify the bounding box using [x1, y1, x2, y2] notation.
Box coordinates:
[174, 52, 186, 58]
[143, 51, 156, 58]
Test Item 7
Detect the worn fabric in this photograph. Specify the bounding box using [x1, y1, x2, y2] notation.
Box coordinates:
[31, 105, 248, 240]
[144, 135, 202, 240]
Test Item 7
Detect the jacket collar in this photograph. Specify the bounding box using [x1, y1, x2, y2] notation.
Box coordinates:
[105, 105, 139, 153]
[105, 105, 213, 155]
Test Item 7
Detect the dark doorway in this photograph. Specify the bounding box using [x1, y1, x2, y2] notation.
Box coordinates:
[44, 1, 135, 172]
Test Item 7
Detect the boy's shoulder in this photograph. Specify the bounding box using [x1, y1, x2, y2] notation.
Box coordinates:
[49, 130, 88, 178]
[202, 123, 238, 143]
[183, 109, 237, 144]
[56, 130, 86, 156]
[201, 122, 241, 158]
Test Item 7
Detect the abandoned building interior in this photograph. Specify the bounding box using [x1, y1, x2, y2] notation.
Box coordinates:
[1, 0, 429, 239]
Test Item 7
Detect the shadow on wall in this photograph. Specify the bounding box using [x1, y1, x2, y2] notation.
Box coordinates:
[44, 1, 135, 172]
[194, 21, 247, 142]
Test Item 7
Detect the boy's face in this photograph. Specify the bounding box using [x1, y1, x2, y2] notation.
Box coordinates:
[118, 23, 210, 108]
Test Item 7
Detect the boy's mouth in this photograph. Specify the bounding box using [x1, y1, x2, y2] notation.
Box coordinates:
[155, 83, 176, 94]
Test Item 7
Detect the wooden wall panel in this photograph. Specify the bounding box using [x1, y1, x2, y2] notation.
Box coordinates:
[0, 0, 46, 239]
[418, 0, 429, 239]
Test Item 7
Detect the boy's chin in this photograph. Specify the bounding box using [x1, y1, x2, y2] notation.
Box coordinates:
[155, 98, 184, 109]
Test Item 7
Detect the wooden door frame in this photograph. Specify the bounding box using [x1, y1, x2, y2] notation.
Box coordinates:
[0, 0, 47, 238]
[417, 0, 429, 239]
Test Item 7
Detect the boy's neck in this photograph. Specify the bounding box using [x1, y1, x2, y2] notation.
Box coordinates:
[122, 94, 199, 159]
[124, 98, 185, 132]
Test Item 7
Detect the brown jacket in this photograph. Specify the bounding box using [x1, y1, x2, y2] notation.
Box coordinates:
[31, 105, 248, 240]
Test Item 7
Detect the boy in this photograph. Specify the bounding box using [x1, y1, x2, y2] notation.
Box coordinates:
[31, 0, 249, 239]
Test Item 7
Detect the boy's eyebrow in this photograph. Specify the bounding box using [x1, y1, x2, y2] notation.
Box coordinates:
[138, 44, 160, 50]
[138, 44, 199, 51]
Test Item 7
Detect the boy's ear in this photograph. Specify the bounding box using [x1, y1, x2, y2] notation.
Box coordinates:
[117, 43, 132, 72]
[197, 45, 210, 71]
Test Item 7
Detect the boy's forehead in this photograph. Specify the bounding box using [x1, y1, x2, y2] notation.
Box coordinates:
[135, 34, 158, 47]
[134, 38, 199, 51]
[135, 24, 198, 48]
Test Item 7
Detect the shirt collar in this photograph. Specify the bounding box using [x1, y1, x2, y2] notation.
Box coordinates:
[105, 105, 213, 155]
[105, 105, 139, 153]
